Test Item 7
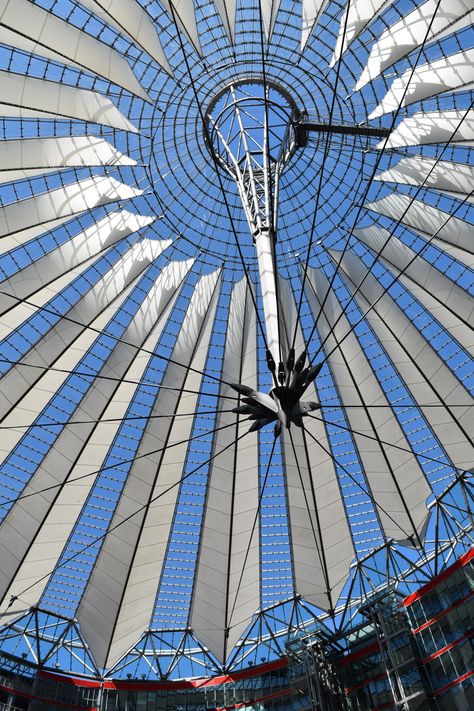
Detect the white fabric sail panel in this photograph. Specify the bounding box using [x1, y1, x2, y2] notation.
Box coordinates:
[0, 281, 132, 469]
[305, 268, 431, 546]
[0, 239, 165, 420]
[77, 269, 221, 670]
[0, 0, 149, 101]
[379, 110, 474, 148]
[0, 260, 193, 616]
[357, 0, 474, 90]
[212, 0, 236, 40]
[0, 211, 154, 317]
[0, 71, 138, 131]
[301, 0, 329, 49]
[0, 258, 190, 484]
[370, 49, 474, 119]
[0, 280, 138, 615]
[365, 192, 474, 254]
[190, 278, 259, 663]
[0, 251, 107, 341]
[0, 137, 136, 185]
[354, 225, 474, 353]
[329, 249, 474, 470]
[330, 0, 391, 66]
[0, 176, 142, 239]
[278, 276, 355, 610]
[260, 0, 283, 39]
[160, 0, 202, 53]
[0, 217, 84, 256]
[375, 156, 474, 197]
[430, 237, 474, 269]
[79, 0, 170, 72]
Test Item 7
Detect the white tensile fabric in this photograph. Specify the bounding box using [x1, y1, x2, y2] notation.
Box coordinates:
[0, 228, 170, 461]
[0, 259, 193, 618]
[0, 0, 150, 100]
[0, 0, 472, 672]
[77, 269, 221, 670]
[0, 71, 138, 131]
[428, 238, 474, 270]
[366, 192, 474, 254]
[305, 267, 431, 547]
[301, 0, 329, 49]
[190, 278, 260, 663]
[330, 0, 392, 66]
[260, 0, 283, 38]
[370, 49, 474, 119]
[356, 0, 474, 90]
[78, 0, 171, 72]
[0, 137, 136, 185]
[0, 211, 155, 317]
[0, 217, 89, 255]
[0, 176, 142, 239]
[378, 110, 474, 148]
[329, 248, 474, 470]
[160, 0, 202, 53]
[375, 156, 474, 198]
[279, 276, 355, 611]
[212, 0, 237, 40]
[354, 225, 474, 354]
[0, 239, 167, 418]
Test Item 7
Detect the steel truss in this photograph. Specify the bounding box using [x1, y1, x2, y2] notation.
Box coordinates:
[0, 471, 471, 681]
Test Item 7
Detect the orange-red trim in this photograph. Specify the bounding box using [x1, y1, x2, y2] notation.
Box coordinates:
[412, 590, 474, 635]
[344, 671, 386, 694]
[0, 682, 96, 710]
[421, 630, 473, 665]
[40, 657, 288, 692]
[336, 641, 379, 668]
[213, 687, 292, 710]
[404, 547, 474, 607]
[432, 670, 474, 696]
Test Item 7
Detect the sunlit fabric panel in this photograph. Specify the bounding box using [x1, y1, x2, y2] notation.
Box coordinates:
[0, 71, 137, 131]
[366, 193, 474, 254]
[0, 0, 472, 678]
[77, 269, 221, 670]
[0, 138, 136, 185]
[190, 278, 259, 663]
[0, 176, 142, 240]
[212, 0, 237, 40]
[0, 217, 91, 256]
[260, 0, 283, 38]
[278, 276, 355, 610]
[305, 267, 431, 547]
[356, 0, 474, 90]
[370, 49, 474, 119]
[0, 258, 191, 617]
[330, 0, 391, 66]
[0, 238, 164, 420]
[160, 0, 201, 53]
[0, 211, 154, 316]
[329, 248, 474, 471]
[0, 0, 150, 100]
[301, 0, 329, 49]
[379, 110, 474, 148]
[375, 156, 474, 199]
[354, 226, 474, 354]
[78, 0, 170, 71]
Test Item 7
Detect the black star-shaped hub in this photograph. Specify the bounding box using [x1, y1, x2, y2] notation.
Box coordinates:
[231, 351, 323, 435]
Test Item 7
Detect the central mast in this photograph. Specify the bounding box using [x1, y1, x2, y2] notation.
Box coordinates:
[206, 80, 298, 371]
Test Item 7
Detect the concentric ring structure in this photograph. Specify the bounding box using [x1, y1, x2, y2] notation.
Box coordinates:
[0, 0, 472, 681]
